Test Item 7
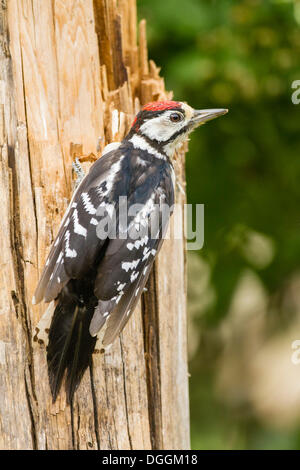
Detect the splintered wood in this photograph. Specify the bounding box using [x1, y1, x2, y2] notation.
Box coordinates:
[0, 0, 189, 450]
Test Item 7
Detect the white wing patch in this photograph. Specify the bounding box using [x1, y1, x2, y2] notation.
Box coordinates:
[130, 271, 139, 282]
[81, 192, 97, 215]
[126, 235, 149, 251]
[72, 209, 87, 237]
[121, 259, 140, 272]
[65, 231, 77, 258]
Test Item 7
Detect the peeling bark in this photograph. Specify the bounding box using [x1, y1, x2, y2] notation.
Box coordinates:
[0, 0, 189, 450]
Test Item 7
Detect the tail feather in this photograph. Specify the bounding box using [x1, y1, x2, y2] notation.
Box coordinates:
[66, 319, 82, 402]
[65, 310, 97, 402]
[47, 294, 97, 403]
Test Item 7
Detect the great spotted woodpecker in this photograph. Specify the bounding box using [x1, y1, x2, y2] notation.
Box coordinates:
[33, 100, 227, 403]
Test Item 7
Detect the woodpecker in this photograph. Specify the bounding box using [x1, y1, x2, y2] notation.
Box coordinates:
[33, 100, 227, 403]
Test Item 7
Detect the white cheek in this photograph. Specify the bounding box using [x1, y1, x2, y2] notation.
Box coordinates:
[140, 113, 188, 142]
[140, 118, 175, 141]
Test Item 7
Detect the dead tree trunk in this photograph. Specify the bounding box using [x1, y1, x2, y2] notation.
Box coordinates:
[0, 0, 189, 450]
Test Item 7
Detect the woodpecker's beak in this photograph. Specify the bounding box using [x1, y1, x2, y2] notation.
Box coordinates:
[190, 108, 228, 128]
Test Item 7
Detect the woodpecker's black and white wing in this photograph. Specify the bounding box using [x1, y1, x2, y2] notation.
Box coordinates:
[90, 162, 175, 345]
[34, 140, 175, 349]
[33, 145, 124, 305]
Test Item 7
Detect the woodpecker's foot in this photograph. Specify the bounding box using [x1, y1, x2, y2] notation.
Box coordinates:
[72, 157, 85, 189]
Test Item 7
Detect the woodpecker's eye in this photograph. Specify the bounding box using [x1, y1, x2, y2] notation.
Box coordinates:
[169, 112, 182, 123]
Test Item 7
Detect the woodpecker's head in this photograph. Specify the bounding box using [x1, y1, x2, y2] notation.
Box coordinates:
[128, 100, 228, 157]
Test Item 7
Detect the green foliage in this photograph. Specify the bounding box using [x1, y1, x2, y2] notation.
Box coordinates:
[139, 0, 300, 449]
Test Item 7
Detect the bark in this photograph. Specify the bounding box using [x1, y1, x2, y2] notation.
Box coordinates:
[0, 0, 189, 450]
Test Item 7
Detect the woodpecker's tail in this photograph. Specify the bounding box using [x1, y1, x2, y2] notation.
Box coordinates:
[47, 289, 97, 403]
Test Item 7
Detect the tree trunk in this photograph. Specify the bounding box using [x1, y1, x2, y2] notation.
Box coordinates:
[0, 0, 189, 450]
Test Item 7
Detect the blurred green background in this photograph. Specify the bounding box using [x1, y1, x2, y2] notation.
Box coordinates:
[138, 0, 300, 449]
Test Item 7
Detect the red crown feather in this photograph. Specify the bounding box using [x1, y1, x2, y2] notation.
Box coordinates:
[142, 100, 181, 112]
[131, 101, 181, 129]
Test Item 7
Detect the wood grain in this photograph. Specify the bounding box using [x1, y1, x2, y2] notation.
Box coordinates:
[0, 0, 190, 449]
